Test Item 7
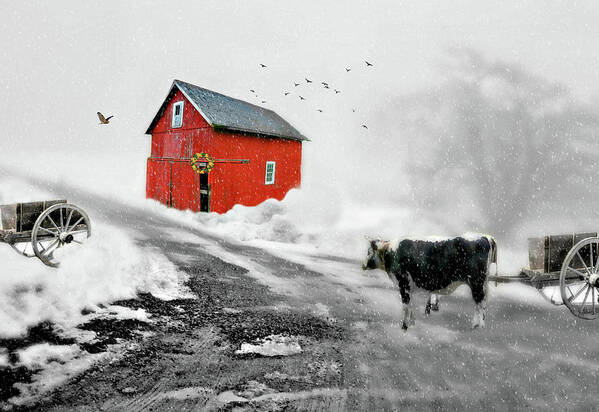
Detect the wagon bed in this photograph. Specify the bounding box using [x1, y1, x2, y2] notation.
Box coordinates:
[489, 232, 599, 320]
[0, 200, 91, 267]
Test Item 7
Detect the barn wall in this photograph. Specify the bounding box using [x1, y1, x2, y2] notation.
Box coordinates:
[207, 130, 302, 214]
[150, 89, 211, 158]
[146, 88, 303, 214]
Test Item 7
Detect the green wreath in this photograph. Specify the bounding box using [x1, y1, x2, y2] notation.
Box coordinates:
[190, 152, 215, 174]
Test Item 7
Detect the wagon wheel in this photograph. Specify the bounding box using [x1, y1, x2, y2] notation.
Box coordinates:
[31, 203, 91, 268]
[10, 241, 36, 258]
[560, 237, 599, 320]
[536, 285, 563, 306]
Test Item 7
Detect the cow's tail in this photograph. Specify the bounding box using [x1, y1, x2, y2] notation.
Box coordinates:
[484, 234, 498, 277]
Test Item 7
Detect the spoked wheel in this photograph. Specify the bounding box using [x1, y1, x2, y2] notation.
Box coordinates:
[10, 241, 36, 257]
[31, 203, 91, 267]
[560, 237, 599, 320]
[537, 285, 563, 306]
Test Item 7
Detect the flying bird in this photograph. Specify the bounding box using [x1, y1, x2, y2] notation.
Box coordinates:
[324, 84, 330, 89]
[365, 60, 373, 67]
[284, 92, 290, 96]
[317, 109, 323, 112]
[321, 82, 328, 86]
[294, 82, 300, 87]
[260, 63, 267, 68]
[261, 100, 267, 103]
[345, 68, 351, 72]
[250, 89, 256, 93]
[334, 89, 341, 94]
[299, 95, 306, 100]
[305, 78, 312, 83]
[97, 112, 113, 124]
[352, 108, 356, 112]
[361, 124, 368, 129]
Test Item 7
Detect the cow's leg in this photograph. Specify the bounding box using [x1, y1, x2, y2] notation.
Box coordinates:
[398, 281, 414, 330]
[426, 293, 439, 314]
[470, 279, 487, 329]
[425, 293, 439, 315]
[431, 294, 439, 311]
[425, 294, 432, 315]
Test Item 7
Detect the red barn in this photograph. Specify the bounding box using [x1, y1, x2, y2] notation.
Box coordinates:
[145, 80, 308, 213]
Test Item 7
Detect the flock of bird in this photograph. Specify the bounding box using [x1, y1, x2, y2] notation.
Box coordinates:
[251, 60, 374, 130]
[97, 60, 374, 130]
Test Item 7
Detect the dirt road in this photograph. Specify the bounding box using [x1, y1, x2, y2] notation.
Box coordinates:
[5, 175, 599, 411]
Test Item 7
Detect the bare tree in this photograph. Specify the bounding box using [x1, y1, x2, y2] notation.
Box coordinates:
[393, 50, 599, 239]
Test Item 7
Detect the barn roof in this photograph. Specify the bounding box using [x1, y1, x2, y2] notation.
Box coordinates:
[145, 80, 308, 141]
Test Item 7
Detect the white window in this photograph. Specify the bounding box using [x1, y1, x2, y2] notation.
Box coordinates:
[172, 101, 184, 128]
[265, 161, 276, 185]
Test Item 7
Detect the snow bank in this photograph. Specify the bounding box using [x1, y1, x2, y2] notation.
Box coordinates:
[17, 343, 80, 370]
[0, 173, 189, 339]
[0, 224, 188, 338]
[0, 171, 192, 338]
[190, 189, 526, 275]
[193, 188, 450, 260]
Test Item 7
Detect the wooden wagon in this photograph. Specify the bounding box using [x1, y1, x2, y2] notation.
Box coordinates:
[490, 232, 599, 320]
[0, 200, 91, 267]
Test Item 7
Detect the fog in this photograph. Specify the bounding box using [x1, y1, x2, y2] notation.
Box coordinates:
[374, 49, 599, 241]
[2, 1, 599, 246]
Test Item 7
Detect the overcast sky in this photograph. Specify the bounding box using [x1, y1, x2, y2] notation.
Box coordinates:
[2, 1, 599, 148]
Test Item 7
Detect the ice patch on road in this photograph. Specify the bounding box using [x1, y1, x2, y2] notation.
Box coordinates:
[235, 335, 303, 357]
[216, 390, 249, 404]
[155, 386, 214, 401]
[213, 388, 347, 406]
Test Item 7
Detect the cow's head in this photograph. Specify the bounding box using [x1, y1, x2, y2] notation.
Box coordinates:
[362, 239, 388, 271]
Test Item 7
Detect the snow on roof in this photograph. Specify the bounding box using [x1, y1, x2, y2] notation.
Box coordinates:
[145, 80, 308, 142]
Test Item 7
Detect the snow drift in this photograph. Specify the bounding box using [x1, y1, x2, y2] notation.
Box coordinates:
[0, 176, 188, 339]
[0, 224, 188, 338]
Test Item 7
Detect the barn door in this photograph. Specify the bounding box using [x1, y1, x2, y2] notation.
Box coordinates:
[147, 159, 206, 211]
[199, 173, 211, 212]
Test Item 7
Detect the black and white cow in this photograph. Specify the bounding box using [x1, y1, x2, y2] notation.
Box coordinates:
[362, 235, 497, 330]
